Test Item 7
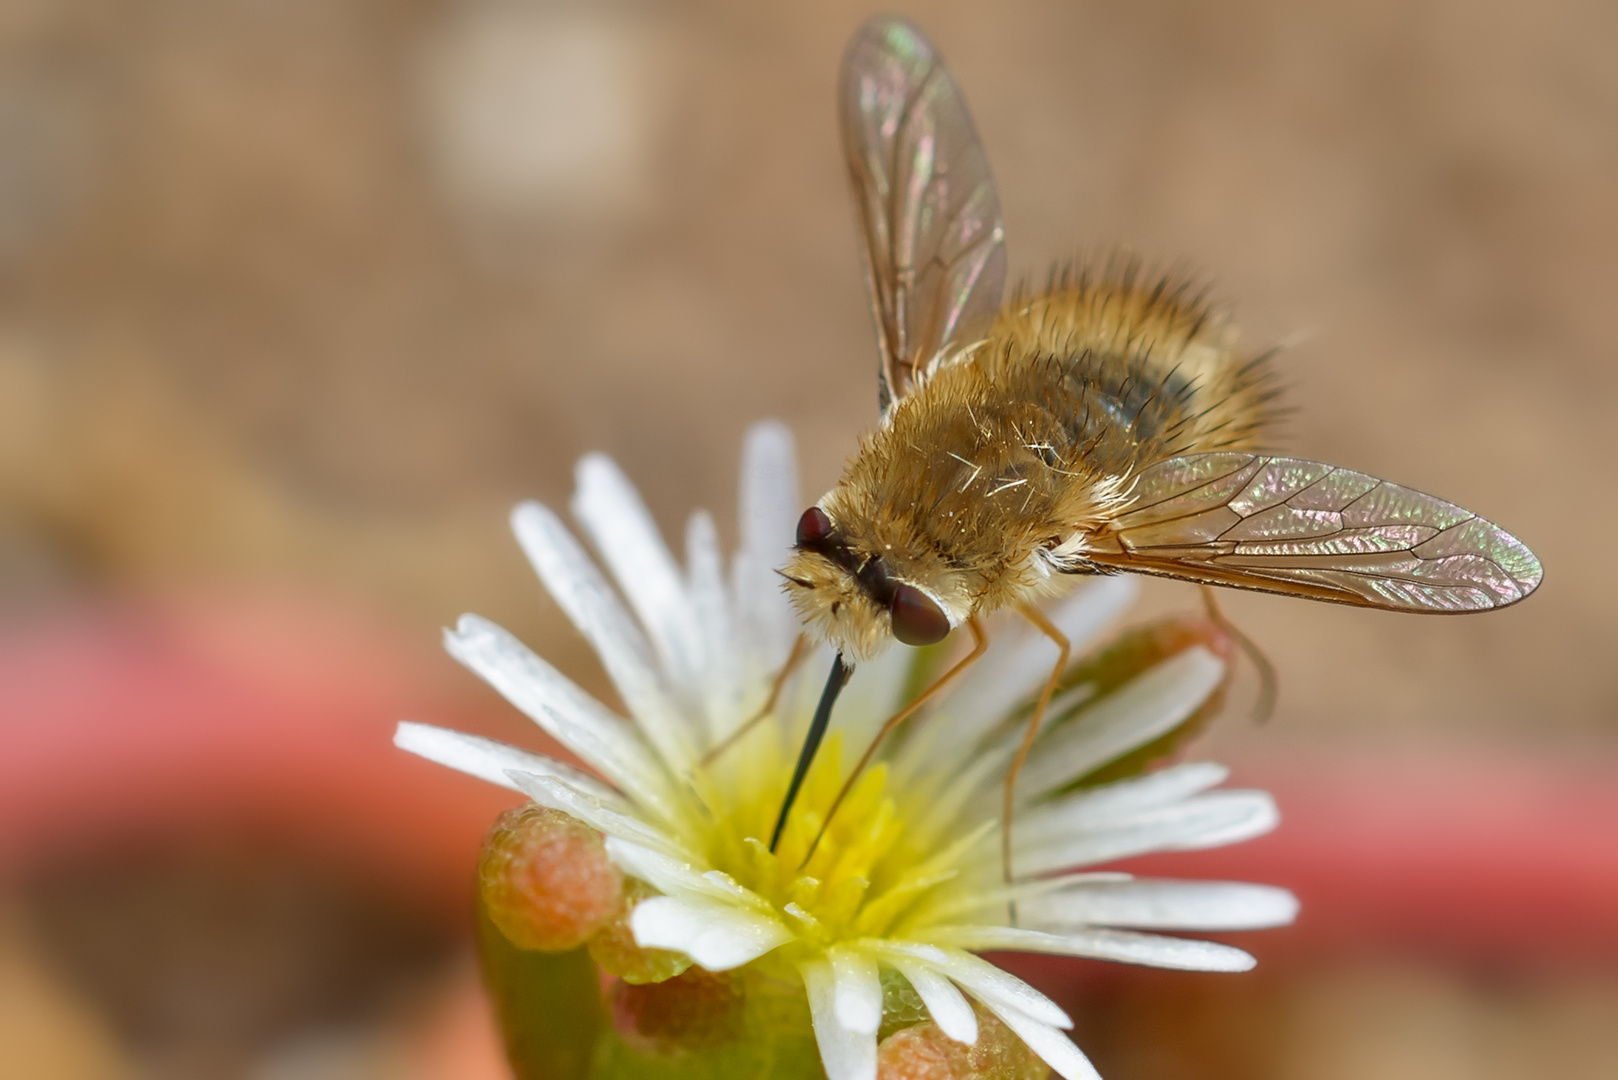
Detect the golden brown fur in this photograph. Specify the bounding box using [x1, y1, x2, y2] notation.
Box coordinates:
[783, 265, 1281, 659]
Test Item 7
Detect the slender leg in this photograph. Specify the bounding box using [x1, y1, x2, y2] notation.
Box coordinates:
[1198, 586, 1276, 724]
[702, 634, 808, 766]
[800, 618, 988, 866]
[1002, 604, 1070, 913]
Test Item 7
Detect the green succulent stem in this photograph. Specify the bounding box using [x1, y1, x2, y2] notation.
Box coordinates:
[477, 896, 603, 1080]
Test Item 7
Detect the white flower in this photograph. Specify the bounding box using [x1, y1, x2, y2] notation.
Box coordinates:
[397, 422, 1297, 1080]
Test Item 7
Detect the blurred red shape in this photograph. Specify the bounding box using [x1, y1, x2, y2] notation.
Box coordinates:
[0, 592, 526, 917]
[3, 594, 1613, 966]
[1151, 746, 1618, 967]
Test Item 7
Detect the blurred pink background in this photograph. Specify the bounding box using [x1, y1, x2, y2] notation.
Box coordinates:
[1, 1, 1613, 1077]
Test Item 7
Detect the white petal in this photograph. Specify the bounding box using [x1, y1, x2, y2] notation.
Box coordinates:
[603, 838, 774, 915]
[928, 577, 1139, 755]
[511, 501, 696, 770]
[1019, 879, 1298, 932]
[1016, 789, 1279, 875]
[896, 680, 1098, 858]
[1016, 762, 1232, 843]
[886, 957, 978, 1045]
[864, 942, 1070, 1030]
[631, 895, 794, 971]
[906, 872, 1132, 929]
[393, 722, 625, 805]
[507, 772, 691, 861]
[773, 640, 839, 742]
[572, 454, 705, 696]
[826, 645, 916, 753]
[800, 958, 877, 1080]
[894, 742, 1022, 856]
[924, 925, 1256, 972]
[685, 510, 745, 739]
[853, 821, 994, 937]
[829, 945, 883, 1035]
[1015, 647, 1226, 799]
[443, 616, 679, 820]
[731, 421, 799, 671]
[974, 1004, 1101, 1080]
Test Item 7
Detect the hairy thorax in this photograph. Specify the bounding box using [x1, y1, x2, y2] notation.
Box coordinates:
[783, 274, 1277, 659]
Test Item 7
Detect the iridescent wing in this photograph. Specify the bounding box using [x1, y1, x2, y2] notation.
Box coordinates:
[1084, 454, 1542, 612]
[840, 16, 1007, 413]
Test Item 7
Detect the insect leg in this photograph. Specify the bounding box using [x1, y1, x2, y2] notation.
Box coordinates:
[701, 634, 808, 766]
[799, 618, 987, 867]
[1003, 604, 1070, 919]
[1198, 585, 1277, 724]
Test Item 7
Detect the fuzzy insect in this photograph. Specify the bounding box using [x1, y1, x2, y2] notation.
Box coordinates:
[767, 16, 1541, 868]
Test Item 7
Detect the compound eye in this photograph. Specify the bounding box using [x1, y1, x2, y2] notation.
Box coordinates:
[889, 584, 951, 647]
[796, 506, 834, 547]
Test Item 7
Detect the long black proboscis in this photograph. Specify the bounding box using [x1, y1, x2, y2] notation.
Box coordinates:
[768, 653, 852, 853]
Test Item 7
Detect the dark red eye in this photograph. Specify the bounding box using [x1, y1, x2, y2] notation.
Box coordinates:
[796, 506, 834, 547]
[890, 584, 951, 647]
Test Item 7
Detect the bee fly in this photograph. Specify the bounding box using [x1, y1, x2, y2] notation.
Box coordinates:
[766, 16, 1542, 875]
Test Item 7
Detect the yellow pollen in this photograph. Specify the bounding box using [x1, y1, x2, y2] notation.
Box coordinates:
[707, 733, 922, 946]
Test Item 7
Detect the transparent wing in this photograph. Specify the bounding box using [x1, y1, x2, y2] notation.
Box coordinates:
[840, 16, 1007, 412]
[1085, 454, 1543, 612]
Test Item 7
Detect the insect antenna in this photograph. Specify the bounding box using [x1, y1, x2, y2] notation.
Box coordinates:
[769, 653, 853, 852]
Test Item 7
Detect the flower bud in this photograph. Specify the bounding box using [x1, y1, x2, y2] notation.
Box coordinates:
[478, 804, 623, 951]
[609, 966, 744, 1057]
[877, 1006, 1049, 1080]
[589, 877, 694, 984]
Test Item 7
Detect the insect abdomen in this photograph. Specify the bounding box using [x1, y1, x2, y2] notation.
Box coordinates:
[988, 265, 1282, 472]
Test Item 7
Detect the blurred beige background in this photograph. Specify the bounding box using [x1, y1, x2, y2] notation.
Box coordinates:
[0, 1, 1613, 1077]
[3, 0, 1611, 742]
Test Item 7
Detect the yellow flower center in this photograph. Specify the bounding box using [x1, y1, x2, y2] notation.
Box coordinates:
[702, 733, 944, 953]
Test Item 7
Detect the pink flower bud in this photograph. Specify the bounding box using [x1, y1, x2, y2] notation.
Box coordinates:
[589, 877, 693, 984]
[877, 1006, 1050, 1080]
[609, 966, 744, 1057]
[478, 804, 622, 951]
